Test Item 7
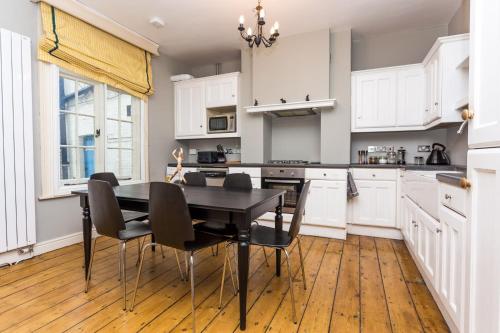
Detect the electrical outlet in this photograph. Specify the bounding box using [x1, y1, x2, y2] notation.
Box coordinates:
[189, 148, 197, 155]
[418, 145, 431, 152]
[368, 146, 376, 153]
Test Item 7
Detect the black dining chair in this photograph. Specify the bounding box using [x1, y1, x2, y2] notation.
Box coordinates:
[85, 180, 153, 310]
[90, 172, 149, 222]
[130, 182, 231, 333]
[184, 172, 207, 187]
[219, 180, 311, 323]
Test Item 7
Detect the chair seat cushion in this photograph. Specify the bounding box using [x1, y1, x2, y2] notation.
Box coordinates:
[193, 221, 237, 237]
[122, 210, 148, 222]
[184, 230, 228, 252]
[249, 224, 292, 248]
[118, 221, 152, 240]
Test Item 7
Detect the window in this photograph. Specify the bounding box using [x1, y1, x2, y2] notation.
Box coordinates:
[39, 63, 147, 198]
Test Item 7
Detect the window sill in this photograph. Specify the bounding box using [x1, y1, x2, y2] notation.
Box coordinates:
[38, 179, 146, 201]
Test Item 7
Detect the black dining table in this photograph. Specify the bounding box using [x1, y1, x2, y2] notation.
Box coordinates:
[72, 182, 285, 330]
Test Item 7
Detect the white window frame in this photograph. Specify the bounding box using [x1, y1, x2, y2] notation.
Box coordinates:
[39, 62, 149, 198]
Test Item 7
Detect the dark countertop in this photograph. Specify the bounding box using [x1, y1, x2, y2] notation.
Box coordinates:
[436, 172, 466, 187]
[168, 162, 465, 171]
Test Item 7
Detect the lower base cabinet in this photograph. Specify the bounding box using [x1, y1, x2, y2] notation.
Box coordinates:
[350, 180, 397, 227]
[304, 179, 346, 228]
[416, 208, 441, 288]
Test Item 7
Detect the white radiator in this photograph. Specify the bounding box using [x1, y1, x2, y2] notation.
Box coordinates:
[0, 28, 36, 254]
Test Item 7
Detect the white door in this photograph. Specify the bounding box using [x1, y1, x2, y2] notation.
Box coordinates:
[352, 71, 397, 128]
[468, 0, 500, 148]
[350, 180, 373, 225]
[351, 180, 396, 227]
[205, 76, 237, 108]
[305, 180, 346, 228]
[397, 66, 425, 127]
[401, 197, 410, 240]
[425, 54, 441, 124]
[406, 198, 418, 252]
[466, 148, 500, 333]
[439, 206, 466, 332]
[175, 81, 205, 137]
[416, 209, 440, 288]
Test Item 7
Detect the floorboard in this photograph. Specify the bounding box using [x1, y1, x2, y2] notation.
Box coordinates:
[0, 235, 449, 333]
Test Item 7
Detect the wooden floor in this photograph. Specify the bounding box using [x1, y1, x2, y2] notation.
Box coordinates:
[0, 235, 449, 333]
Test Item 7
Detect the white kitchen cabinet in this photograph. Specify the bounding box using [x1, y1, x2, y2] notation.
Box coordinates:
[174, 80, 205, 138]
[397, 66, 425, 127]
[350, 180, 397, 228]
[251, 178, 261, 189]
[423, 34, 469, 126]
[416, 208, 440, 288]
[205, 74, 238, 108]
[439, 205, 466, 332]
[468, 0, 500, 148]
[351, 68, 397, 130]
[403, 197, 419, 251]
[466, 148, 500, 333]
[305, 179, 347, 228]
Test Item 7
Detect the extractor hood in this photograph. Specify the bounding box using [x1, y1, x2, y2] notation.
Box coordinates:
[245, 99, 336, 117]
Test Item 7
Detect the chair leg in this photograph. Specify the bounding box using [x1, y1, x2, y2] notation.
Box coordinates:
[297, 238, 307, 290]
[120, 240, 127, 311]
[84, 237, 97, 292]
[130, 243, 153, 311]
[225, 244, 238, 295]
[218, 246, 228, 309]
[283, 248, 297, 324]
[160, 244, 166, 259]
[136, 237, 145, 266]
[189, 252, 196, 333]
[184, 251, 190, 282]
[262, 246, 270, 267]
[118, 242, 122, 281]
[174, 250, 185, 281]
[231, 243, 239, 287]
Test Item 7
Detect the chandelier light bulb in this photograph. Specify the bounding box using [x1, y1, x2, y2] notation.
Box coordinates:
[270, 27, 275, 35]
[260, 9, 265, 18]
[247, 27, 253, 36]
[239, 15, 245, 24]
[274, 21, 279, 30]
[237, 1, 280, 48]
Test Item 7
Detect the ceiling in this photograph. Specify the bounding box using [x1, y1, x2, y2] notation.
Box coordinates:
[78, 0, 462, 66]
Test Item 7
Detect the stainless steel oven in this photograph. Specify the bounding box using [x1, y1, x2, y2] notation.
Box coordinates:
[261, 167, 305, 215]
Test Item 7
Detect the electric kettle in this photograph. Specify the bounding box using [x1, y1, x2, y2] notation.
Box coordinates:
[426, 143, 451, 165]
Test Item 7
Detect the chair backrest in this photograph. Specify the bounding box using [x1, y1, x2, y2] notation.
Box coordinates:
[223, 173, 252, 190]
[148, 182, 195, 250]
[184, 172, 207, 187]
[288, 181, 311, 240]
[90, 172, 120, 187]
[88, 180, 125, 238]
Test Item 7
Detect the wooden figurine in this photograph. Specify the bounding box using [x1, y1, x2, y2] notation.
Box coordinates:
[170, 148, 186, 184]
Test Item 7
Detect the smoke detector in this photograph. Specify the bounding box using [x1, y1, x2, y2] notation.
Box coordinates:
[149, 17, 165, 28]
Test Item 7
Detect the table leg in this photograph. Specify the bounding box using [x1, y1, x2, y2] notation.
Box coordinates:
[237, 216, 250, 330]
[81, 196, 92, 279]
[275, 196, 283, 277]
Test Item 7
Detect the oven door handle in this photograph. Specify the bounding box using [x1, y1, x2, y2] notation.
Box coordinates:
[263, 179, 301, 184]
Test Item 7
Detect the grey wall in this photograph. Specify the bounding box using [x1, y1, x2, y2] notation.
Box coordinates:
[148, 55, 190, 181]
[190, 59, 241, 78]
[252, 29, 330, 105]
[321, 29, 351, 164]
[271, 115, 321, 162]
[352, 25, 448, 71]
[448, 0, 470, 35]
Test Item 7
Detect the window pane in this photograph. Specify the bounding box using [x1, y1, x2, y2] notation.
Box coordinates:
[106, 119, 120, 148]
[120, 94, 132, 121]
[79, 148, 95, 178]
[77, 82, 94, 115]
[59, 112, 77, 146]
[106, 89, 119, 119]
[120, 149, 132, 178]
[59, 77, 75, 111]
[78, 115, 95, 146]
[106, 148, 119, 175]
[120, 122, 132, 149]
[60, 147, 78, 181]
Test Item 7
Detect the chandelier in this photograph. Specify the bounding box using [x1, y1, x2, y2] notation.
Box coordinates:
[238, 0, 280, 48]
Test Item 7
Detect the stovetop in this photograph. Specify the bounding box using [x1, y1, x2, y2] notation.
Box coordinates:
[268, 160, 310, 165]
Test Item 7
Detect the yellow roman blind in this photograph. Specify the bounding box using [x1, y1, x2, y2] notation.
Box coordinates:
[38, 2, 154, 99]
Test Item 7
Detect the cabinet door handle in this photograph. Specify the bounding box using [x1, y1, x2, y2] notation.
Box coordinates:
[323, 173, 327, 177]
[434, 102, 439, 106]
[444, 194, 452, 200]
[436, 228, 442, 234]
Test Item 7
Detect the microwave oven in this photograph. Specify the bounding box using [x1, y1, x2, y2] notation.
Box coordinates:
[207, 113, 236, 133]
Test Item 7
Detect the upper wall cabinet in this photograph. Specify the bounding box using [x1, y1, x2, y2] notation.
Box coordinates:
[468, 0, 500, 149]
[174, 72, 240, 139]
[352, 64, 423, 132]
[205, 75, 238, 108]
[351, 34, 469, 133]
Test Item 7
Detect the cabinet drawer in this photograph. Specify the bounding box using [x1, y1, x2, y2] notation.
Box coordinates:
[306, 168, 346, 181]
[439, 182, 467, 217]
[351, 168, 398, 181]
[228, 167, 261, 178]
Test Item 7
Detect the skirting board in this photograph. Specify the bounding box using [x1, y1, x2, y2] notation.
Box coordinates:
[0, 229, 98, 267]
[404, 239, 460, 333]
[257, 220, 347, 240]
[347, 224, 403, 240]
